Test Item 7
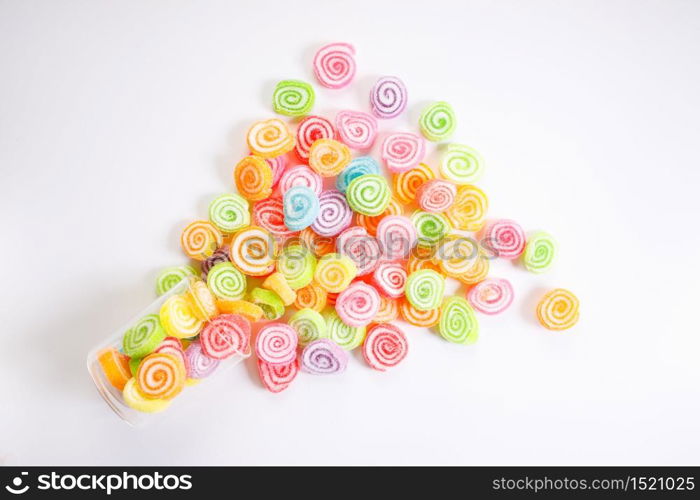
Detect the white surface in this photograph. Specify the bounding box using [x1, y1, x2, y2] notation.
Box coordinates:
[1, 0, 699, 465]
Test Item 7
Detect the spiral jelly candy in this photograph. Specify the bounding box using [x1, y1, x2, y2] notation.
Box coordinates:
[399, 298, 440, 327]
[184, 278, 218, 320]
[159, 295, 204, 339]
[136, 352, 186, 400]
[314, 253, 357, 293]
[393, 163, 434, 205]
[253, 198, 295, 238]
[234, 156, 273, 201]
[293, 282, 328, 312]
[184, 342, 219, 379]
[200, 246, 231, 279]
[299, 227, 336, 257]
[283, 185, 319, 231]
[445, 185, 488, 232]
[370, 76, 407, 119]
[208, 193, 250, 234]
[336, 156, 380, 193]
[267, 155, 287, 188]
[325, 311, 366, 350]
[97, 348, 132, 391]
[416, 179, 456, 213]
[362, 323, 408, 371]
[455, 252, 490, 285]
[156, 265, 198, 296]
[229, 226, 277, 276]
[536, 288, 579, 331]
[313, 42, 356, 89]
[336, 226, 381, 276]
[406, 254, 442, 275]
[381, 133, 426, 173]
[295, 115, 336, 161]
[258, 358, 299, 393]
[440, 144, 484, 184]
[419, 101, 456, 142]
[216, 299, 264, 322]
[411, 211, 451, 248]
[180, 221, 223, 261]
[249, 288, 285, 320]
[200, 314, 251, 359]
[439, 296, 479, 345]
[374, 296, 399, 323]
[335, 110, 378, 149]
[206, 262, 246, 301]
[154, 337, 189, 376]
[335, 282, 380, 327]
[256, 323, 298, 365]
[355, 197, 402, 236]
[467, 278, 514, 315]
[278, 165, 323, 196]
[273, 80, 315, 117]
[376, 215, 417, 260]
[122, 314, 166, 358]
[308, 139, 351, 177]
[301, 338, 348, 375]
[247, 118, 295, 158]
[346, 174, 391, 216]
[481, 219, 526, 259]
[405, 269, 445, 311]
[522, 231, 556, 273]
[289, 308, 327, 346]
[278, 244, 317, 289]
[262, 272, 296, 306]
[371, 262, 407, 299]
[311, 190, 353, 237]
[437, 236, 479, 278]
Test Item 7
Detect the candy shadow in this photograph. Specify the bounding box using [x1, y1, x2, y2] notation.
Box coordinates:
[520, 285, 549, 327]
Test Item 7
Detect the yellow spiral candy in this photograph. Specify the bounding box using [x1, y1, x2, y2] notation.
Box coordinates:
[159, 294, 204, 339]
[537, 288, 580, 331]
[406, 255, 442, 275]
[314, 253, 357, 293]
[300, 227, 336, 257]
[437, 235, 479, 278]
[234, 156, 273, 201]
[455, 251, 490, 285]
[444, 185, 488, 232]
[246, 118, 295, 158]
[123, 378, 171, 414]
[180, 221, 223, 261]
[228, 226, 277, 276]
[355, 197, 403, 236]
[393, 163, 435, 204]
[262, 272, 297, 306]
[293, 282, 328, 311]
[374, 296, 399, 323]
[185, 277, 219, 321]
[308, 138, 351, 177]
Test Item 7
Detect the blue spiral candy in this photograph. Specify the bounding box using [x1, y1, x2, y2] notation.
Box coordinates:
[284, 185, 320, 231]
[335, 156, 380, 193]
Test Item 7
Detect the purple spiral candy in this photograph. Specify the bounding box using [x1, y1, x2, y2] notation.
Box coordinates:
[301, 339, 348, 375]
[184, 342, 220, 379]
[200, 245, 230, 279]
[311, 190, 353, 237]
[370, 76, 407, 119]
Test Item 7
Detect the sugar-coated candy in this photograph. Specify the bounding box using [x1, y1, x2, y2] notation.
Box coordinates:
[208, 193, 250, 234]
[278, 244, 317, 289]
[184, 341, 219, 379]
[249, 288, 285, 320]
[154, 337, 189, 376]
[419, 101, 456, 142]
[122, 314, 166, 358]
[445, 185, 488, 232]
[129, 357, 141, 376]
[325, 311, 366, 350]
[346, 174, 391, 216]
[200, 246, 230, 280]
[272, 79, 315, 117]
[206, 262, 246, 301]
[311, 190, 353, 237]
[283, 185, 319, 231]
[180, 221, 223, 261]
[229, 226, 277, 276]
[308, 139, 351, 177]
[200, 314, 251, 359]
[336, 156, 380, 193]
[405, 269, 445, 311]
[536, 288, 579, 331]
[289, 308, 327, 346]
[406, 254, 442, 275]
[301, 338, 348, 375]
[455, 252, 490, 285]
[97, 348, 132, 391]
[156, 265, 198, 296]
[299, 227, 336, 256]
[416, 179, 456, 213]
[253, 198, 296, 238]
[481, 219, 526, 259]
[439, 296, 479, 344]
[234, 156, 273, 202]
[314, 253, 357, 293]
[267, 155, 287, 188]
[411, 211, 451, 248]
[370, 76, 407, 119]
[355, 197, 402, 236]
[381, 133, 426, 173]
[376, 215, 417, 260]
[258, 358, 299, 393]
[467, 278, 514, 315]
[247, 118, 295, 159]
[123, 378, 171, 414]
[374, 296, 399, 323]
[136, 352, 186, 400]
[399, 298, 440, 327]
[336, 226, 381, 276]
[256, 323, 298, 365]
[393, 163, 435, 205]
[295, 115, 336, 161]
[335, 282, 380, 327]
[335, 110, 378, 149]
[522, 231, 556, 274]
[437, 236, 479, 278]
[362, 323, 408, 371]
[371, 261, 407, 299]
[293, 282, 328, 312]
[186, 277, 219, 320]
[313, 42, 356, 89]
[278, 165, 323, 196]
[216, 299, 264, 322]
[262, 272, 296, 306]
[440, 144, 484, 184]
[159, 295, 203, 339]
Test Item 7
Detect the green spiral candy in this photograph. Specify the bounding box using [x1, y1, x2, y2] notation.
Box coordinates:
[346, 174, 391, 216]
[405, 270, 445, 311]
[122, 314, 166, 358]
[155, 265, 198, 296]
[208, 193, 250, 234]
[440, 144, 484, 185]
[289, 308, 327, 346]
[439, 296, 479, 345]
[419, 101, 456, 142]
[325, 311, 366, 350]
[206, 262, 246, 301]
[273, 79, 315, 117]
[249, 288, 285, 320]
[411, 211, 451, 247]
[522, 231, 557, 273]
[278, 244, 317, 289]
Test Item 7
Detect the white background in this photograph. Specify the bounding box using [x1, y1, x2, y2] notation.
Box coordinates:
[1, 0, 699, 465]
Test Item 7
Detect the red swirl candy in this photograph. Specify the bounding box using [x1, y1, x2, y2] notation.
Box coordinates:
[381, 133, 426, 173]
[416, 179, 456, 213]
[335, 282, 381, 327]
[336, 226, 381, 276]
[295, 116, 336, 161]
[481, 219, 526, 259]
[335, 110, 378, 150]
[253, 197, 297, 238]
[313, 42, 356, 89]
[371, 262, 407, 299]
[257, 358, 299, 393]
[266, 155, 288, 188]
[467, 278, 514, 315]
[255, 323, 298, 366]
[278, 165, 323, 196]
[362, 323, 408, 371]
[200, 314, 251, 360]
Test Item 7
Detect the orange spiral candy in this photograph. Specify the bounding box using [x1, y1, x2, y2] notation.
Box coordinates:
[399, 298, 440, 327]
[299, 227, 336, 257]
[97, 348, 131, 391]
[374, 296, 398, 323]
[234, 156, 273, 201]
[445, 184, 489, 231]
[216, 300, 264, 322]
[406, 255, 442, 275]
[393, 163, 435, 205]
[229, 226, 277, 276]
[136, 352, 187, 400]
[180, 221, 223, 261]
[355, 197, 403, 236]
[455, 252, 490, 285]
[308, 138, 351, 177]
[246, 118, 295, 158]
[536, 288, 580, 331]
[293, 282, 328, 311]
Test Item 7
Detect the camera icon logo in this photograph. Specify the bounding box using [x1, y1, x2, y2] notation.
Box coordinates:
[5, 472, 29, 495]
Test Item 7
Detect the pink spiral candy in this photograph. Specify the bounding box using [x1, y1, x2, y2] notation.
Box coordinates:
[481, 219, 526, 259]
[416, 179, 456, 213]
[336, 226, 381, 276]
[313, 42, 356, 89]
[301, 338, 348, 375]
[335, 110, 378, 150]
[200, 314, 251, 360]
[255, 323, 298, 366]
[370, 76, 407, 119]
[184, 341, 219, 379]
[381, 133, 426, 173]
[376, 216, 417, 260]
[278, 165, 323, 196]
[257, 358, 299, 393]
[362, 323, 408, 371]
[254, 198, 297, 238]
[371, 261, 407, 299]
[335, 282, 381, 327]
[467, 278, 514, 315]
[295, 115, 336, 161]
[266, 155, 287, 188]
[311, 190, 353, 237]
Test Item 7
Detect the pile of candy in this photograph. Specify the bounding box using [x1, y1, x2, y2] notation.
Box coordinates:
[97, 42, 579, 410]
